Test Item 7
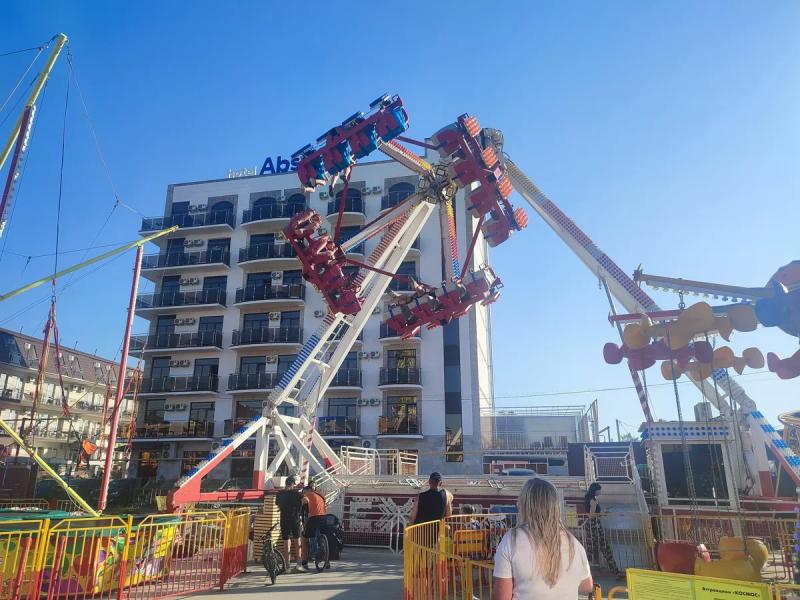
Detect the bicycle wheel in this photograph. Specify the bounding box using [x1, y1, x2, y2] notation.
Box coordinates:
[263, 549, 278, 585]
[314, 534, 329, 572]
[276, 549, 286, 575]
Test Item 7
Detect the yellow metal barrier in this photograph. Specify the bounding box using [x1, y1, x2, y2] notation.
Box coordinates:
[0, 499, 47, 510]
[0, 517, 48, 600]
[774, 583, 800, 599]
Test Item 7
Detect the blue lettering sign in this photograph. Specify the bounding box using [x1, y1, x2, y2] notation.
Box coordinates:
[260, 155, 299, 175]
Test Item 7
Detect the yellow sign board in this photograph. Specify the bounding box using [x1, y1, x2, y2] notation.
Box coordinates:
[627, 569, 771, 600]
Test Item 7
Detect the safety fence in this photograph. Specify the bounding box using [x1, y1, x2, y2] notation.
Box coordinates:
[404, 513, 798, 600]
[0, 509, 250, 600]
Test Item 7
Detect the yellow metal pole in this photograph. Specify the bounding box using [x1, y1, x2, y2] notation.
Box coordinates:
[0, 33, 69, 171]
[0, 226, 177, 302]
[0, 416, 99, 516]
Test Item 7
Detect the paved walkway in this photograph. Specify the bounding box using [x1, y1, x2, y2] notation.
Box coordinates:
[190, 547, 404, 600]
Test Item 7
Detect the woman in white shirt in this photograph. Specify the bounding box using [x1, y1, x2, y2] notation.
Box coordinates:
[492, 478, 594, 600]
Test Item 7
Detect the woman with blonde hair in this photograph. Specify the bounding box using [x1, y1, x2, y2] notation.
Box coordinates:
[492, 478, 593, 600]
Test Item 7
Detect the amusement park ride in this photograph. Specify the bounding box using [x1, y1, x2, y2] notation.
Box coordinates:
[0, 37, 798, 514]
[134, 93, 797, 511]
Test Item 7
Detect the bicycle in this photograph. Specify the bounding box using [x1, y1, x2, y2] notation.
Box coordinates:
[308, 527, 330, 572]
[260, 522, 286, 585]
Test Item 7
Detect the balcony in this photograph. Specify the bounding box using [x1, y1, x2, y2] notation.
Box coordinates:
[242, 203, 306, 226]
[234, 284, 305, 305]
[379, 322, 420, 341]
[231, 327, 302, 347]
[227, 372, 278, 392]
[378, 415, 419, 436]
[135, 288, 226, 311]
[141, 249, 230, 273]
[133, 420, 215, 439]
[130, 331, 223, 353]
[238, 243, 297, 265]
[140, 209, 235, 232]
[329, 368, 362, 388]
[482, 432, 569, 451]
[139, 375, 219, 395]
[379, 367, 421, 387]
[388, 277, 416, 292]
[224, 417, 259, 436]
[318, 416, 359, 437]
[326, 197, 365, 217]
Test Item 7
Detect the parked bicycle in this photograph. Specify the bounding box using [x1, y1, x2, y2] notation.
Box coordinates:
[308, 526, 330, 572]
[260, 522, 286, 585]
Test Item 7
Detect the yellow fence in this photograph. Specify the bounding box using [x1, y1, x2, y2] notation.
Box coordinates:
[0, 508, 251, 600]
[404, 514, 798, 600]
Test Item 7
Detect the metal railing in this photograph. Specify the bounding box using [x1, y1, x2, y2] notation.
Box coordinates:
[318, 416, 359, 435]
[330, 368, 362, 387]
[482, 431, 571, 450]
[585, 444, 636, 482]
[131, 330, 223, 351]
[140, 209, 235, 231]
[141, 248, 230, 269]
[238, 242, 296, 263]
[140, 374, 219, 393]
[136, 288, 226, 309]
[380, 322, 420, 339]
[227, 371, 278, 391]
[234, 283, 305, 303]
[378, 415, 419, 435]
[327, 196, 365, 215]
[231, 326, 301, 346]
[223, 418, 256, 436]
[380, 367, 421, 385]
[242, 202, 306, 223]
[135, 420, 215, 438]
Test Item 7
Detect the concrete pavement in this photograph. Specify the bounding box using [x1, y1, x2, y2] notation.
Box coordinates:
[190, 547, 404, 600]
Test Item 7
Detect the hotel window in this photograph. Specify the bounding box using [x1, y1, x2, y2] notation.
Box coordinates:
[181, 450, 206, 475]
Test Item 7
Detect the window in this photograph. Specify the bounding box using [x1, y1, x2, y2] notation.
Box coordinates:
[543, 436, 553, 448]
[385, 396, 418, 434]
[246, 272, 271, 289]
[390, 262, 417, 291]
[277, 355, 296, 378]
[280, 311, 300, 330]
[198, 315, 223, 333]
[193, 358, 219, 378]
[171, 201, 189, 216]
[386, 182, 415, 207]
[203, 276, 227, 292]
[243, 313, 269, 331]
[328, 398, 357, 419]
[137, 449, 161, 478]
[150, 357, 171, 380]
[144, 399, 165, 423]
[559, 435, 569, 448]
[443, 321, 463, 462]
[250, 233, 274, 249]
[236, 400, 262, 420]
[156, 315, 176, 336]
[161, 275, 180, 294]
[239, 356, 265, 375]
[206, 238, 230, 261]
[340, 351, 359, 370]
[189, 401, 214, 423]
[334, 187, 362, 212]
[387, 349, 417, 369]
[210, 200, 233, 223]
[282, 270, 302, 286]
[165, 238, 185, 265]
[285, 193, 306, 214]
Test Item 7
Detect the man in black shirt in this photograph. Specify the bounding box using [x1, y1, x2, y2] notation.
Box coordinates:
[275, 476, 303, 572]
[408, 472, 453, 525]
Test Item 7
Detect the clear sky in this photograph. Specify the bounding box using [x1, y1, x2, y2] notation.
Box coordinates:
[1, 1, 798, 437]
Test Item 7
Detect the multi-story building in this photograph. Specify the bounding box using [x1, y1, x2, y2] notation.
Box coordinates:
[132, 153, 494, 482]
[0, 328, 135, 477]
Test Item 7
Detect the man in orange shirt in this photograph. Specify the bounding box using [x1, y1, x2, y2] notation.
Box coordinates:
[301, 484, 329, 569]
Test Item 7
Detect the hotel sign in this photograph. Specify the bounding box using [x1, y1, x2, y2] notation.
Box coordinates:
[227, 155, 300, 179]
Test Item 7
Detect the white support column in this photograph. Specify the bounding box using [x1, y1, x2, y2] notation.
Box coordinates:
[277, 414, 326, 475]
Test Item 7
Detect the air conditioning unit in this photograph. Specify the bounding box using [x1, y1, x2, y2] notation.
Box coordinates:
[169, 359, 191, 367]
[161, 448, 171, 459]
[268, 312, 281, 321]
[313, 310, 325, 318]
[266, 355, 278, 364]
[356, 398, 369, 406]
[180, 277, 200, 285]
[369, 351, 381, 359]
[24, 343, 31, 350]
[319, 191, 328, 199]
[372, 186, 382, 194]
[357, 351, 368, 359]
[369, 398, 381, 405]
[94, 362, 101, 369]
[271, 271, 283, 281]
[362, 440, 371, 448]
[211, 442, 221, 450]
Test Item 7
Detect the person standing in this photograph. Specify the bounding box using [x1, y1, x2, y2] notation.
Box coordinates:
[275, 476, 303, 573]
[492, 478, 593, 600]
[301, 484, 329, 570]
[408, 472, 453, 525]
[583, 482, 622, 578]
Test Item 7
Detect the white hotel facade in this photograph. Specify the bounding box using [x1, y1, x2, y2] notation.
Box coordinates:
[131, 154, 494, 483]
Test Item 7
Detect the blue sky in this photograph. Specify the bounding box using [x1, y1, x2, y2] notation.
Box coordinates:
[1, 1, 798, 437]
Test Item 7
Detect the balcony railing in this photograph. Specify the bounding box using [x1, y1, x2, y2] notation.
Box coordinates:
[135, 420, 215, 438]
[139, 375, 219, 394]
[242, 203, 306, 224]
[318, 416, 359, 436]
[224, 417, 258, 436]
[381, 190, 416, 211]
[227, 372, 277, 391]
[136, 288, 226, 309]
[380, 323, 420, 339]
[141, 249, 230, 269]
[234, 284, 305, 303]
[329, 368, 362, 387]
[388, 276, 416, 292]
[378, 415, 419, 435]
[482, 432, 570, 450]
[326, 197, 365, 216]
[131, 331, 223, 351]
[231, 327, 301, 346]
[140, 209, 235, 232]
[238, 243, 296, 263]
[379, 367, 421, 386]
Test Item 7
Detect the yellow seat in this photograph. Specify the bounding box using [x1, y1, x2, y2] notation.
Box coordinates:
[453, 529, 488, 560]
